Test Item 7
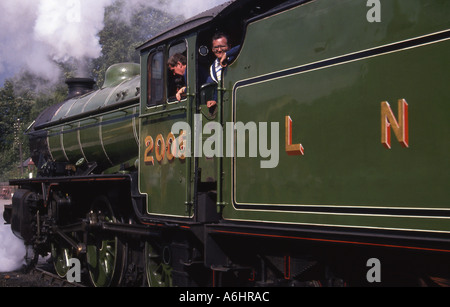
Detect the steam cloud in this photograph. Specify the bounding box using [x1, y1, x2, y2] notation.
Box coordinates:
[0, 203, 26, 272]
[0, 0, 229, 84]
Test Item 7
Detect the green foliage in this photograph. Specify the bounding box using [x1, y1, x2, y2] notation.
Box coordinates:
[0, 80, 31, 181]
[0, 74, 68, 181]
[92, 1, 178, 87]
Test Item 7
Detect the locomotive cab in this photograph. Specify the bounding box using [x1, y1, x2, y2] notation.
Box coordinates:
[136, 0, 277, 222]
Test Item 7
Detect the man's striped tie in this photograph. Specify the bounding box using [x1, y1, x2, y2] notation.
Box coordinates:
[215, 60, 222, 82]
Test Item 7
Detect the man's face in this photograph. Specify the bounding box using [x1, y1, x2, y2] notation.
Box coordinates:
[212, 37, 230, 59]
[169, 61, 185, 76]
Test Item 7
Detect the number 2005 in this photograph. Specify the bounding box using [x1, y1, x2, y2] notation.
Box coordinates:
[144, 131, 186, 165]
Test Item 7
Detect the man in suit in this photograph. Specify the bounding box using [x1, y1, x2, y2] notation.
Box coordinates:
[206, 32, 240, 108]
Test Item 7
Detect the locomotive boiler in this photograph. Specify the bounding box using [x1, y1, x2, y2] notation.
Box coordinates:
[4, 0, 450, 287]
[29, 63, 141, 176]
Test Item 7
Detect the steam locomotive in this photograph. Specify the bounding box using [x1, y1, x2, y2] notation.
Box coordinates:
[3, 0, 450, 287]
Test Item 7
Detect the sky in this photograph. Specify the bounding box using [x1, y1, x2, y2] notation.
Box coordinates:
[0, 0, 230, 87]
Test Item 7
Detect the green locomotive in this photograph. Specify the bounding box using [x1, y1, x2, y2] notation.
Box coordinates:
[4, 0, 450, 286]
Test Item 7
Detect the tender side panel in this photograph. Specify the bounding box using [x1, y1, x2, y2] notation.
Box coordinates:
[222, 0, 450, 233]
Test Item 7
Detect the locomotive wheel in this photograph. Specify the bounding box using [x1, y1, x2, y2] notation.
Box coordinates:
[51, 242, 71, 277]
[86, 196, 126, 287]
[145, 241, 173, 287]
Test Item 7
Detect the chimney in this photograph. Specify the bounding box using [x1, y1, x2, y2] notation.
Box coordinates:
[66, 78, 96, 99]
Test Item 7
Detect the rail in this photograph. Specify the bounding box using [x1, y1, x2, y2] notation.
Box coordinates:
[30, 267, 87, 287]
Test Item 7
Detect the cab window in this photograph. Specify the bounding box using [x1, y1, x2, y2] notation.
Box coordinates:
[147, 50, 164, 107]
[167, 41, 187, 102]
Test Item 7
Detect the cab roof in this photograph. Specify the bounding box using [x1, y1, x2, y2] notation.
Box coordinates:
[137, 1, 236, 52]
[137, 0, 301, 52]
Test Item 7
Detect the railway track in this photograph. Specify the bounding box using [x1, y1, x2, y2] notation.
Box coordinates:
[29, 267, 87, 287]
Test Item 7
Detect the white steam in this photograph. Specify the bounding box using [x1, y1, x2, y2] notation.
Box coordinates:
[33, 0, 115, 78]
[0, 202, 26, 272]
[34, 0, 112, 60]
[0, 0, 229, 85]
[0, 0, 112, 82]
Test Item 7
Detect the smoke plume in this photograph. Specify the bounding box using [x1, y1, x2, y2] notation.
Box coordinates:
[0, 0, 229, 85]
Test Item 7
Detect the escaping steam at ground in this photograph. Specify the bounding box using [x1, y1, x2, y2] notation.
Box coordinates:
[0, 201, 26, 272]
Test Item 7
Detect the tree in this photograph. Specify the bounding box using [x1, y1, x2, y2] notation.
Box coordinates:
[92, 1, 179, 86]
[0, 80, 33, 180]
[0, 80, 18, 150]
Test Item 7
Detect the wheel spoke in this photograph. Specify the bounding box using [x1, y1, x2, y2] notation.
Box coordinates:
[145, 242, 173, 287]
[86, 196, 125, 287]
[51, 242, 71, 278]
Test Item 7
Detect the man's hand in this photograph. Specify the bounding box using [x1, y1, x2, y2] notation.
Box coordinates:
[219, 52, 228, 67]
[207, 100, 217, 108]
[176, 87, 186, 101]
